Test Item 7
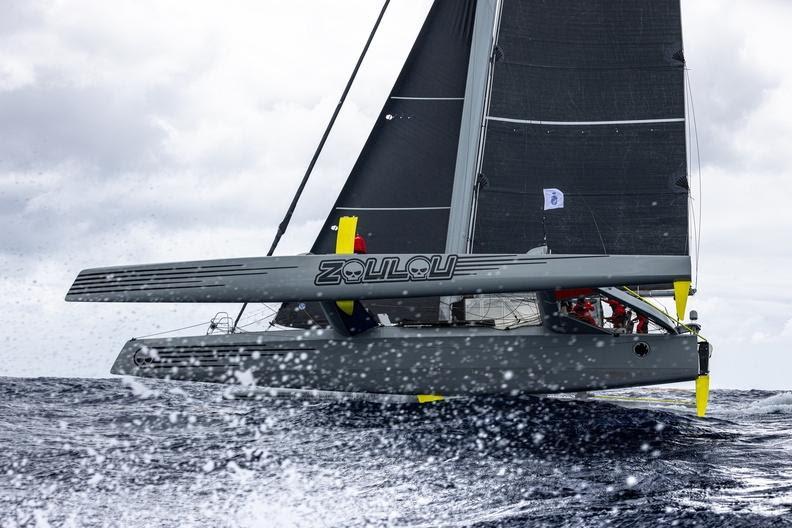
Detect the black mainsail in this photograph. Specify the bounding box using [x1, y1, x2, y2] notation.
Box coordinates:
[276, 0, 478, 327]
[471, 0, 689, 256]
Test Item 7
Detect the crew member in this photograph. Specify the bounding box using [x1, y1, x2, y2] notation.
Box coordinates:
[605, 298, 628, 329]
[571, 296, 596, 325]
[354, 234, 367, 254]
[634, 313, 649, 334]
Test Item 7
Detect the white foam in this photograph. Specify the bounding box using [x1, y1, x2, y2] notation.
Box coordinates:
[120, 376, 159, 399]
[742, 392, 792, 415]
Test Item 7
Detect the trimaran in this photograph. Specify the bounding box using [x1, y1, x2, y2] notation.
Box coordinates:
[66, 0, 712, 415]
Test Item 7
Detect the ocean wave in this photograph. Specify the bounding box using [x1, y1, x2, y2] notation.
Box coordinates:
[741, 392, 792, 415]
[2, 378, 792, 527]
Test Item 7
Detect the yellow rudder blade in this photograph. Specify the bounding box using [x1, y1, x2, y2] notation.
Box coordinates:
[674, 280, 691, 321]
[417, 394, 445, 404]
[335, 216, 358, 316]
[695, 374, 710, 417]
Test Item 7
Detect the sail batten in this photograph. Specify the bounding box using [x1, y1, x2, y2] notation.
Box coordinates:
[486, 116, 685, 126]
[336, 206, 451, 211]
[390, 97, 465, 101]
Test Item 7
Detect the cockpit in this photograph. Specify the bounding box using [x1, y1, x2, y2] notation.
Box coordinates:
[547, 288, 682, 336]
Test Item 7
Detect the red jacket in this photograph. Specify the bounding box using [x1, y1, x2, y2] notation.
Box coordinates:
[572, 300, 595, 325]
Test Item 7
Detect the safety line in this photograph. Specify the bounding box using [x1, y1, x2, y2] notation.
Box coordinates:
[623, 286, 708, 342]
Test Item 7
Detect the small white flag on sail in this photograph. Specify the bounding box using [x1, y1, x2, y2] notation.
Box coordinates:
[543, 188, 564, 210]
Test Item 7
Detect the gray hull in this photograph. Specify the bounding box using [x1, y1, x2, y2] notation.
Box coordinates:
[112, 326, 699, 394]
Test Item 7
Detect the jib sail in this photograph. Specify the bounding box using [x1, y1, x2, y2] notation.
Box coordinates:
[275, 0, 478, 328]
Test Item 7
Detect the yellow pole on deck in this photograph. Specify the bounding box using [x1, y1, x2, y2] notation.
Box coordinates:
[335, 216, 358, 315]
[673, 280, 691, 321]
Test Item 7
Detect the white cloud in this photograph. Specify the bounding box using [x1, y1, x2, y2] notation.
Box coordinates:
[782, 319, 792, 338]
[0, 54, 36, 91]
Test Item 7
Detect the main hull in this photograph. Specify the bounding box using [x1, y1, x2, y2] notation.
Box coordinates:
[112, 326, 699, 394]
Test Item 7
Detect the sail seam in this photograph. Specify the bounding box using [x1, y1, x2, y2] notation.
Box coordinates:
[336, 206, 451, 211]
[390, 97, 464, 100]
[486, 116, 685, 126]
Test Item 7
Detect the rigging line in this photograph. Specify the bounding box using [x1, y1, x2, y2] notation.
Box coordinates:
[689, 198, 699, 280]
[237, 304, 279, 325]
[684, 70, 692, 233]
[622, 286, 708, 342]
[232, 0, 391, 332]
[238, 305, 278, 324]
[240, 308, 269, 321]
[684, 68, 697, 282]
[578, 195, 608, 255]
[134, 321, 212, 340]
[237, 314, 277, 330]
[686, 69, 704, 287]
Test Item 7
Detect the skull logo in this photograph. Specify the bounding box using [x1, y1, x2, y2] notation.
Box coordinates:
[407, 256, 431, 281]
[341, 260, 365, 283]
[133, 347, 156, 367]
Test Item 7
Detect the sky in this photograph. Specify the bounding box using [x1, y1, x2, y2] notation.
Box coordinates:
[1, 0, 791, 389]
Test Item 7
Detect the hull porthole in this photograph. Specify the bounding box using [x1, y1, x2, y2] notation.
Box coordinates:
[634, 342, 650, 357]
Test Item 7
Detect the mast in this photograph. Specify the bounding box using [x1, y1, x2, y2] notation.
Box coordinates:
[440, 0, 500, 320]
[444, 0, 500, 255]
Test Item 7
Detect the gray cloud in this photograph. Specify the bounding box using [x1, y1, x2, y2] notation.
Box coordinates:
[0, 1, 45, 35]
[0, 81, 167, 172]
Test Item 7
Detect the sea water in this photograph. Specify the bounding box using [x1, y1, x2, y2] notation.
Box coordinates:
[1, 378, 791, 527]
